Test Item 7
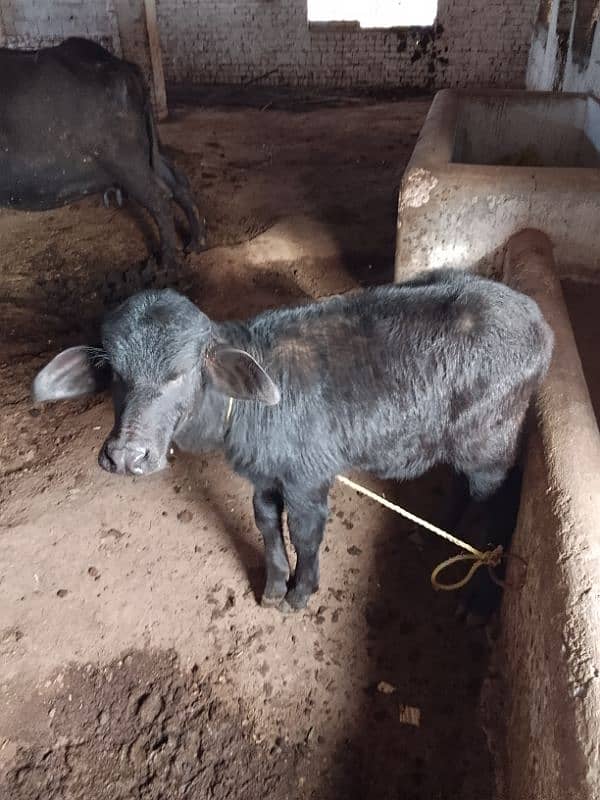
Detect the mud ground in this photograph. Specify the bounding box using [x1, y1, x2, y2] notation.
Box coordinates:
[0, 90, 496, 799]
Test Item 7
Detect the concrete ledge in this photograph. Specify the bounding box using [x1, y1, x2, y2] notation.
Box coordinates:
[499, 229, 600, 800]
[395, 90, 600, 279]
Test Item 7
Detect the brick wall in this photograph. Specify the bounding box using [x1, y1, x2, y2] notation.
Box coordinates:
[0, 0, 539, 90]
[440, 0, 539, 88]
[0, 0, 120, 53]
[0, 1, 164, 112]
[156, 0, 539, 89]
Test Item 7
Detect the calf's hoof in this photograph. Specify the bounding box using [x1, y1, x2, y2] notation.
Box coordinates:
[455, 602, 488, 629]
[456, 569, 503, 627]
[279, 587, 312, 614]
[261, 593, 286, 609]
[260, 578, 288, 608]
[278, 599, 299, 615]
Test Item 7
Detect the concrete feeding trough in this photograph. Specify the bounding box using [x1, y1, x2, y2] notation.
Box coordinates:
[395, 88, 600, 800]
[495, 231, 600, 800]
[395, 89, 600, 280]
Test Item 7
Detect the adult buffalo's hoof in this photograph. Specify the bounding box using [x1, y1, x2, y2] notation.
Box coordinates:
[190, 233, 208, 253]
[185, 219, 208, 254]
[159, 253, 184, 279]
[103, 187, 123, 209]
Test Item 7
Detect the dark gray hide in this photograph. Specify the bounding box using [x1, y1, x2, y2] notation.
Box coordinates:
[0, 37, 205, 262]
[33, 269, 554, 614]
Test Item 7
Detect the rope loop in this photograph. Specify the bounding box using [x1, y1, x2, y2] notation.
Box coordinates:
[336, 475, 525, 592]
[430, 546, 504, 591]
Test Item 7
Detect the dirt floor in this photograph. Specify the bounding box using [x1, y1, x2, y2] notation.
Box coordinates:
[0, 90, 497, 799]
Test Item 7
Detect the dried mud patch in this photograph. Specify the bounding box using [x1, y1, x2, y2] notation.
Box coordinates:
[2, 649, 300, 800]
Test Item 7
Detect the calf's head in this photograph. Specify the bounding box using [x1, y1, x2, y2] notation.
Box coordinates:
[33, 289, 280, 476]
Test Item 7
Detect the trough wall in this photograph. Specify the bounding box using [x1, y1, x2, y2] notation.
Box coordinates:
[498, 230, 600, 800]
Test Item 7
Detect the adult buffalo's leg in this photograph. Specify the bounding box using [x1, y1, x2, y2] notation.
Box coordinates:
[252, 483, 289, 607]
[117, 168, 180, 266]
[157, 155, 206, 252]
[281, 482, 330, 613]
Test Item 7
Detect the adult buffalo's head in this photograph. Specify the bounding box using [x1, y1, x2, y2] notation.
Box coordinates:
[33, 289, 280, 476]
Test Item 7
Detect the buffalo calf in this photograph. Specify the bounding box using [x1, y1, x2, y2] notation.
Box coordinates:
[33, 269, 553, 613]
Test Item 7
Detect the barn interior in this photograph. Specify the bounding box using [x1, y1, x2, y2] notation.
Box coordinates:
[1, 2, 600, 799]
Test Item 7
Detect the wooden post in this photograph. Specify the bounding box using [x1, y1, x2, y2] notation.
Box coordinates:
[113, 0, 168, 120]
[143, 0, 168, 120]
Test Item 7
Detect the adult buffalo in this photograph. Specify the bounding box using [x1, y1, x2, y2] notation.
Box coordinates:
[0, 37, 205, 263]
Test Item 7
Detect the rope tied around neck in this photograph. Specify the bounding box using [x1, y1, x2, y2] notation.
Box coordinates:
[336, 475, 523, 591]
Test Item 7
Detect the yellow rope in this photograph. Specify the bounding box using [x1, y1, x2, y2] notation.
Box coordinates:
[429, 549, 504, 591]
[221, 409, 510, 590]
[336, 474, 506, 591]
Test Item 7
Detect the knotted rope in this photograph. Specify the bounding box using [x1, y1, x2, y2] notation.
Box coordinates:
[336, 475, 519, 591]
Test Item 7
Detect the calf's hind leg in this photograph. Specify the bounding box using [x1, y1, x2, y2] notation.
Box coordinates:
[280, 483, 330, 613]
[456, 463, 523, 624]
[252, 483, 290, 607]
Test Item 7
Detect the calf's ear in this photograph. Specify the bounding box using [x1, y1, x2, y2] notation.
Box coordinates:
[205, 346, 280, 405]
[32, 346, 111, 402]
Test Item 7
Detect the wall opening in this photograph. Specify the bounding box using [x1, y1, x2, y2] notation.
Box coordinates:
[553, 0, 575, 90]
[571, 0, 600, 67]
[556, 0, 576, 34]
[307, 1, 438, 29]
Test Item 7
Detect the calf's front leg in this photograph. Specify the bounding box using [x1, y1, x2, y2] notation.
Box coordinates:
[252, 483, 289, 607]
[280, 482, 330, 613]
